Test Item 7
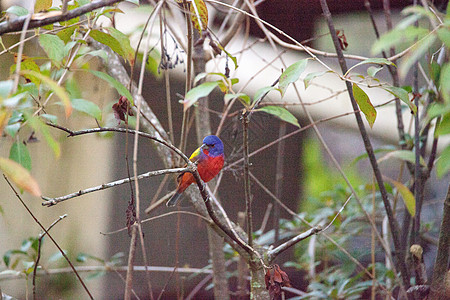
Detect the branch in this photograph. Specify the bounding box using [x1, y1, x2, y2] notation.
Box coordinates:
[40, 125, 190, 206]
[33, 214, 67, 299]
[0, 0, 124, 36]
[46, 124, 188, 162]
[267, 227, 321, 262]
[3, 176, 94, 300]
[430, 184, 450, 299]
[1, 265, 215, 281]
[41, 167, 187, 206]
[319, 0, 411, 294]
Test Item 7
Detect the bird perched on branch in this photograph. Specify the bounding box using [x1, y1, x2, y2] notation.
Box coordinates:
[166, 135, 225, 207]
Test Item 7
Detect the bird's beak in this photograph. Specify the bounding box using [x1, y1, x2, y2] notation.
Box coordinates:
[200, 143, 209, 150]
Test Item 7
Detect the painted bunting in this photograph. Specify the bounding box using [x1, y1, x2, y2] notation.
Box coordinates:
[166, 135, 225, 207]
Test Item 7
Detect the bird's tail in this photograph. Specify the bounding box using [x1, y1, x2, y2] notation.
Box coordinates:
[166, 192, 182, 207]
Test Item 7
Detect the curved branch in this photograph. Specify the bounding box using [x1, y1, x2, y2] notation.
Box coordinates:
[0, 0, 124, 36]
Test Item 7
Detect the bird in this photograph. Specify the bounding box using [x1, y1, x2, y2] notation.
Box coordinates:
[166, 135, 225, 207]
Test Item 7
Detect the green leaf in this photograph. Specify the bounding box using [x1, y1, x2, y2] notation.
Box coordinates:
[278, 59, 308, 96]
[3, 250, 28, 267]
[303, 70, 330, 89]
[88, 70, 133, 105]
[378, 150, 426, 166]
[224, 93, 250, 106]
[346, 58, 395, 76]
[26, 115, 60, 158]
[0, 108, 11, 136]
[21, 70, 72, 117]
[11, 59, 41, 86]
[440, 64, 450, 104]
[57, 26, 78, 43]
[76, 253, 105, 263]
[436, 112, 450, 136]
[426, 103, 450, 124]
[253, 86, 279, 105]
[35, 0, 52, 12]
[107, 27, 135, 64]
[183, 81, 219, 111]
[41, 113, 58, 123]
[437, 28, 450, 49]
[65, 77, 82, 99]
[77, 0, 90, 5]
[59, 5, 80, 26]
[383, 85, 417, 114]
[0, 158, 41, 196]
[216, 44, 238, 70]
[9, 141, 32, 171]
[39, 34, 66, 66]
[351, 146, 397, 165]
[71, 98, 102, 120]
[399, 34, 437, 79]
[385, 177, 415, 217]
[89, 30, 130, 63]
[402, 5, 438, 23]
[48, 251, 65, 263]
[2, 92, 28, 108]
[5, 124, 20, 138]
[367, 66, 384, 78]
[372, 26, 429, 55]
[23, 261, 35, 275]
[6, 6, 29, 16]
[218, 78, 238, 93]
[352, 83, 377, 128]
[256, 106, 300, 127]
[0, 80, 14, 99]
[436, 145, 450, 178]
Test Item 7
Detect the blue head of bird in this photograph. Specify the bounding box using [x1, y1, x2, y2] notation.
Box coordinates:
[202, 135, 224, 157]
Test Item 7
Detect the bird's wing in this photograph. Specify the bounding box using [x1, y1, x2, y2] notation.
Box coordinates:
[189, 146, 205, 163]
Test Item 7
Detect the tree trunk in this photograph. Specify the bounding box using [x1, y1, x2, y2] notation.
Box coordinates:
[429, 185, 450, 299]
[250, 264, 270, 299]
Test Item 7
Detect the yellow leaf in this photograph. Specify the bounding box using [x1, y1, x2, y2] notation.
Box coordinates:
[384, 176, 415, 217]
[0, 158, 42, 197]
[352, 83, 377, 128]
[34, 0, 52, 12]
[0, 108, 11, 136]
[190, 0, 208, 33]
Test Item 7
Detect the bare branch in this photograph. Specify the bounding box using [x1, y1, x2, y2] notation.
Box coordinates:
[41, 167, 187, 206]
[319, 0, 410, 293]
[3, 176, 94, 300]
[0, 0, 124, 36]
[267, 227, 322, 262]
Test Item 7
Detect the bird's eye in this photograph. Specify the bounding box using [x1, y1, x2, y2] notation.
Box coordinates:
[210, 144, 214, 147]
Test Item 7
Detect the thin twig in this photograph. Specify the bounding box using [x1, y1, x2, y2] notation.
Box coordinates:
[319, 0, 410, 293]
[3, 176, 94, 300]
[33, 214, 68, 300]
[124, 225, 137, 300]
[101, 211, 212, 235]
[12, 14, 31, 94]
